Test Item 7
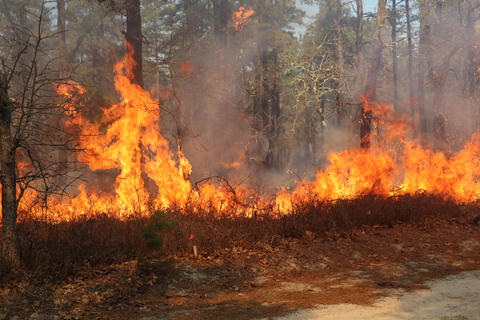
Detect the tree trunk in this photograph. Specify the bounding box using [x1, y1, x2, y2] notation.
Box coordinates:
[391, 0, 398, 110]
[360, 0, 386, 149]
[463, 1, 478, 131]
[417, 0, 429, 138]
[0, 72, 20, 271]
[355, 0, 364, 93]
[253, 48, 282, 169]
[57, 0, 69, 176]
[335, 0, 345, 124]
[57, 0, 67, 77]
[212, 0, 231, 45]
[125, 0, 143, 87]
[264, 49, 281, 168]
[405, 0, 415, 132]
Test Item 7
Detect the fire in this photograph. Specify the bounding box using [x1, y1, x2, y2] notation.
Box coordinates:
[232, 6, 255, 31]
[68, 47, 192, 214]
[275, 97, 480, 212]
[179, 61, 195, 75]
[4, 48, 480, 223]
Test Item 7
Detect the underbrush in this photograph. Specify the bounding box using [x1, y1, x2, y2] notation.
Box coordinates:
[2, 194, 478, 280]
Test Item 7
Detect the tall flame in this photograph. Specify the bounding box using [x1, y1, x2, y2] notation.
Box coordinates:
[4, 50, 480, 222]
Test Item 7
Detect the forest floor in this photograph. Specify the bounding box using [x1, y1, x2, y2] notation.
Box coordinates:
[1, 216, 479, 320]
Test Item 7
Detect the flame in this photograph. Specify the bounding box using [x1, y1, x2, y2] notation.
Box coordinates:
[232, 6, 255, 31]
[179, 61, 195, 75]
[3, 48, 480, 223]
[275, 97, 480, 212]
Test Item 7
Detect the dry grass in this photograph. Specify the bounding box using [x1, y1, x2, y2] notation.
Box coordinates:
[1, 194, 478, 279]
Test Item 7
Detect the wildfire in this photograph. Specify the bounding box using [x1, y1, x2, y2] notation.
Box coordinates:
[232, 6, 255, 31]
[275, 98, 480, 212]
[5, 48, 480, 223]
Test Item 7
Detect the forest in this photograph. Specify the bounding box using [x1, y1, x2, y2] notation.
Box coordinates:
[1, 0, 480, 319]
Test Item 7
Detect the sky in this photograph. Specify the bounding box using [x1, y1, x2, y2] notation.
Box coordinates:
[295, 0, 378, 36]
[297, 0, 378, 15]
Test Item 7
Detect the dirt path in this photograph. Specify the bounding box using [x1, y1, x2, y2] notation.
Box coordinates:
[1, 220, 479, 319]
[267, 270, 480, 320]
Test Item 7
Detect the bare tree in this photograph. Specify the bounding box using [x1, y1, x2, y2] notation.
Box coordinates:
[355, 0, 364, 93]
[57, 0, 68, 76]
[0, 1, 79, 270]
[335, 0, 345, 124]
[416, 0, 429, 139]
[390, 0, 399, 110]
[125, 0, 143, 87]
[405, 0, 415, 132]
[360, 0, 387, 149]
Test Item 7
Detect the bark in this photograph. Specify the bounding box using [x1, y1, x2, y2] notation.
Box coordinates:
[405, 0, 415, 131]
[57, 0, 68, 77]
[430, 2, 453, 150]
[183, 0, 196, 35]
[360, 0, 386, 149]
[463, 1, 478, 130]
[57, 0, 69, 175]
[417, 0, 429, 138]
[335, 0, 345, 124]
[355, 0, 364, 92]
[0, 72, 20, 271]
[253, 48, 282, 169]
[212, 0, 231, 44]
[391, 0, 398, 110]
[125, 0, 143, 87]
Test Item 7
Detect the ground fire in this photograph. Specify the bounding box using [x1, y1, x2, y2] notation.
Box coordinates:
[2, 2, 480, 319]
[3, 47, 478, 222]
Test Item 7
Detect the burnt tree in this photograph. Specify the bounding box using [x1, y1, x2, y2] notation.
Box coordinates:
[416, 0, 429, 139]
[57, 0, 68, 76]
[212, 0, 231, 44]
[335, 0, 345, 124]
[125, 0, 143, 87]
[355, 0, 364, 93]
[406, 0, 415, 131]
[253, 48, 282, 169]
[0, 72, 20, 271]
[390, 0, 399, 110]
[360, 0, 387, 149]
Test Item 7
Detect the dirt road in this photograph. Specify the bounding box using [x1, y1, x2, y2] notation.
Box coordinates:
[268, 270, 480, 320]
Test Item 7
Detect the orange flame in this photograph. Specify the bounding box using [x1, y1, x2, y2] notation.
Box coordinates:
[233, 6, 255, 31]
[4, 48, 480, 223]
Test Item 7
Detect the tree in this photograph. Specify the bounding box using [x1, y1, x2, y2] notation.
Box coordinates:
[57, 0, 68, 76]
[416, 0, 429, 139]
[360, 0, 387, 149]
[355, 0, 364, 93]
[0, 70, 19, 270]
[389, 0, 399, 110]
[334, 0, 345, 123]
[405, 0, 415, 131]
[0, 1, 78, 270]
[125, 0, 143, 87]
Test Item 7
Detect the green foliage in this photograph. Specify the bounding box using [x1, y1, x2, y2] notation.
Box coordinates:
[140, 210, 177, 250]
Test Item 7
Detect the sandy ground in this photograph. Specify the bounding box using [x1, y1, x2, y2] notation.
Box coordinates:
[269, 270, 480, 320]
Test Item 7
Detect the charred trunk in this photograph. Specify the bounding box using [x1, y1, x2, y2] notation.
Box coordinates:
[417, 1, 429, 138]
[212, 0, 231, 45]
[125, 0, 143, 87]
[355, 0, 364, 93]
[335, 0, 345, 124]
[406, 0, 415, 131]
[253, 48, 282, 169]
[57, 0, 68, 77]
[361, 0, 386, 149]
[391, 0, 398, 110]
[0, 72, 20, 271]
